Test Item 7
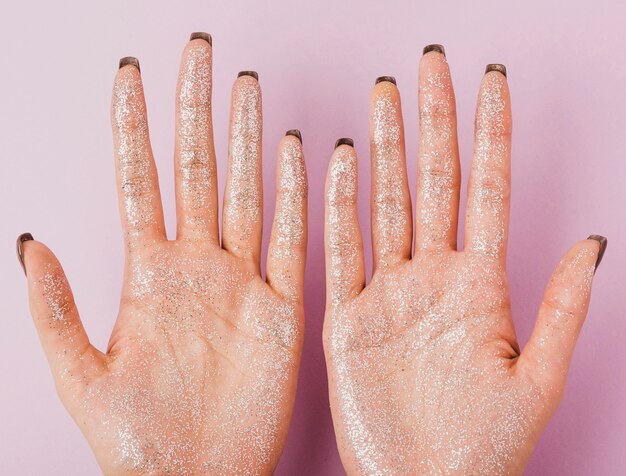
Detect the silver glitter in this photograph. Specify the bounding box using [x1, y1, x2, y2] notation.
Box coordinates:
[324, 63, 564, 474]
[415, 54, 460, 251]
[60, 51, 304, 474]
[370, 81, 411, 267]
[112, 66, 161, 240]
[223, 75, 263, 260]
[266, 136, 308, 301]
[466, 71, 511, 259]
[175, 41, 218, 237]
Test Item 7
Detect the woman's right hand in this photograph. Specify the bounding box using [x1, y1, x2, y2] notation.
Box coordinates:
[19, 33, 307, 475]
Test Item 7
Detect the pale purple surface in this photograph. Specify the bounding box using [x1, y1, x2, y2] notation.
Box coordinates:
[1, 1, 625, 474]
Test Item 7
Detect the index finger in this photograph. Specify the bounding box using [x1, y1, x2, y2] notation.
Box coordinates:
[112, 58, 166, 250]
[464, 65, 512, 261]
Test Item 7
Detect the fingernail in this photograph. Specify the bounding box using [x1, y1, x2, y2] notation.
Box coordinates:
[17, 232, 34, 276]
[485, 64, 507, 78]
[190, 32, 212, 46]
[238, 70, 258, 81]
[587, 235, 607, 271]
[423, 44, 446, 56]
[286, 129, 302, 144]
[119, 56, 141, 72]
[335, 138, 354, 149]
[375, 76, 396, 85]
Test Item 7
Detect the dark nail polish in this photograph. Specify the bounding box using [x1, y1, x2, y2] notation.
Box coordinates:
[375, 76, 396, 85]
[423, 44, 446, 56]
[286, 129, 302, 144]
[190, 32, 212, 46]
[485, 64, 507, 77]
[335, 138, 354, 149]
[587, 235, 607, 271]
[119, 56, 141, 72]
[238, 70, 258, 81]
[16, 232, 33, 276]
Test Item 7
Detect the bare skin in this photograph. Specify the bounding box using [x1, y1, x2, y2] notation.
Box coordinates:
[20, 36, 307, 475]
[323, 49, 605, 474]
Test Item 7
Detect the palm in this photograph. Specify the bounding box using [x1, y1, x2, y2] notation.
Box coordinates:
[326, 253, 546, 473]
[22, 35, 307, 475]
[68, 242, 300, 474]
[323, 49, 601, 475]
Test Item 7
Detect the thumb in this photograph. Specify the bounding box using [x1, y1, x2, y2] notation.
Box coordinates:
[17, 233, 102, 392]
[519, 235, 606, 397]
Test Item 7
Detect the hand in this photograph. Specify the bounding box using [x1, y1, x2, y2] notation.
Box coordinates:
[18, 33, 307, 475]
[323, 46, 605, 475]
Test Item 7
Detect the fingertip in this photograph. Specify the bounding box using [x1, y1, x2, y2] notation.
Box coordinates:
[475, 67, 511, 133]
[176, 34, 213, 105]
[420, 46, 448, 69]
[325, 140, 365, 306]
[281, 130, 304, 158]
[189, 31, 212, 47]
[116, 58, 141, 81]
[19, 239, 74, 325]
[112, 62, 145, 124]
[327, 142, 358, 208]
[230, 73, 262, 112]
[542, 239, 599, 310]
[587, 235, 607, 271]
[118, 56, 141, 73]
[485, 63, 507, 78]
[370, 83, 404, 151]
[277, 133, 307, 192]
[330, 139, 357, 179]
[374, 75, 397, 87]
[237, 70, 259, 82]
[419, 47, 450, 90]
[267, 132, 308, 301]
[521, 237, 601, 391]
[284, 129, 302, 144]
[563, 238, 601, 268]
[279, 133, 304, 167]
[16, 232, 34, 276]
[569, 238, 602, 278]
[18, 238, 57, 279]
[418, 48, 454, 107]
[330, 139, 357, 172]
[183, 38, 213, 61]
[480, 63, 509, 87]
[19, 239, 97, 387]
[480, 65, 510, 97]
[423, 43, 446, 57]
[333, 137, 355, 151]
[185, 36, 212, 59]
[372, 79, 400, 103]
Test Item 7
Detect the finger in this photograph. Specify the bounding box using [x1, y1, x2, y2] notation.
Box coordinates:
[266, 131, 308, 301]
[112, 58, 166, 250]
[415, 45, 461, 251]
[369, 77, 412, 270]
[17, 234, 103, 391]
[222, 72, 263, 267]
[464, 65, 511, 261]
[324, 140, 366, 307]
[174, 33, 219, 242]
[520, 236, 606, 393]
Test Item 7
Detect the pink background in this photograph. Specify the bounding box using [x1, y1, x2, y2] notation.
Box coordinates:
[1, 1, 625, 474]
